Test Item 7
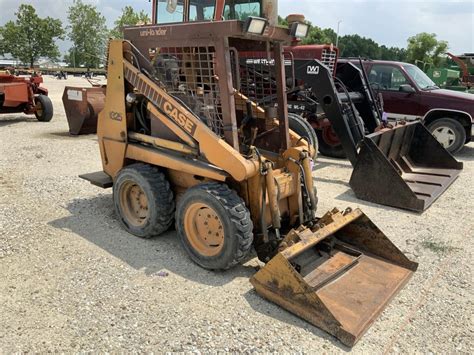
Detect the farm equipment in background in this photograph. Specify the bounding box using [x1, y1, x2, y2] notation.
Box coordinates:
[78, 0, 417, 347]
[62, 85, 106, 135]
[419, 53, 474, 93]
[0, 71, 53, 122]
[446, 52, 474, 90]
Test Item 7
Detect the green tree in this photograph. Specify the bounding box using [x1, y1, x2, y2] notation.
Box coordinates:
[302, 25, 337, 45]
[338, 34, 380, 58]
[0, 4, 64, 67]
[406, 32, 448, 67]
[67, 0, 108, 68]
[110, 6, 150, 39]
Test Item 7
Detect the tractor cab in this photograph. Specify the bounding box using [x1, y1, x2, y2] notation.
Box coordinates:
[152, 0, 271, 25]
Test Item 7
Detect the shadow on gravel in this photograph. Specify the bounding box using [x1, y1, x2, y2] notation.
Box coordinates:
[48, 194, 255, 287]
[242, 290, 351, 352]
[0, 116, 36, 127]
[456, 145, 474, 161]
[313, 159, 351, 171]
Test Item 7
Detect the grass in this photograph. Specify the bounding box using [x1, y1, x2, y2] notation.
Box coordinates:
[421, 241, 460, 254]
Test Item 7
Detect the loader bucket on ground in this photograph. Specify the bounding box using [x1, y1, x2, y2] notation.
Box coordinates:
[62, 86, 105, 135]
[349, 121, 463, 212]
[250, 208, 417, 347]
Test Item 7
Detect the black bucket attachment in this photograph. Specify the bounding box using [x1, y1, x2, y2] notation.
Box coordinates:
[350, 121, 463, 212]
[62, 86, 105, 135]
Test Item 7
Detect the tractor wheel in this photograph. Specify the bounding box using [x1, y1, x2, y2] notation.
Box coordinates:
[427, 118, 466, 154]
[113, 164, 175, 238]
[288, 113, 318, 158]
[315, 126, 347, 159]
[34, 95, 53, 122]
[176, 183, 253, 270]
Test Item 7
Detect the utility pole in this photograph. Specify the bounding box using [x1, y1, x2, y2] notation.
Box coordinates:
[336, 20, 342, 47]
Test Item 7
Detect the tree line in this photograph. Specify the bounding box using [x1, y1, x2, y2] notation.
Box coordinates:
[0, 1, 148, 68]
[0, 2, 449, 69]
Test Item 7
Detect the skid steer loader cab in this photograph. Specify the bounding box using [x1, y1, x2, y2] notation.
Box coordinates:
[79, 0, 417, 346]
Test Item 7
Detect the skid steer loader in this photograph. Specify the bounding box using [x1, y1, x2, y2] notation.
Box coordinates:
[79, 0, 417, 347]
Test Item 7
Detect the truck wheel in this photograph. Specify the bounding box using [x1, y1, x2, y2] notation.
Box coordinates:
[113, 164, 175, 238]
[288, 113, 318, 158]
[427, 118, 466, 154]
[176, 183, 253, 270]
[34, 95, 53, 122]
[315, 126, 347, 159]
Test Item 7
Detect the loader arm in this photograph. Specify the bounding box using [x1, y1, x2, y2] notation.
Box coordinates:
[294, 59, 362, 166]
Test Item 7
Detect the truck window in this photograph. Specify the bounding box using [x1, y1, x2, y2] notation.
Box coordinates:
[224, 0, 261, 21]
[156, 0, 185, 24]
[189, 0, 216, 22]
[369, 65, 409, 91]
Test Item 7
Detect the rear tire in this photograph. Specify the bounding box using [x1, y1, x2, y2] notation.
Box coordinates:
[176, 183, 253, 270]
[113, 164, 175, 238]
[288, 113, 318, 158]
[34, 95, 53, 122]
[315, 127, 347, 159]
[426, 118, 466, 154]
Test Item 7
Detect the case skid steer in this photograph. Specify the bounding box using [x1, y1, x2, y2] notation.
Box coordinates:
[79, 0, 417, 346]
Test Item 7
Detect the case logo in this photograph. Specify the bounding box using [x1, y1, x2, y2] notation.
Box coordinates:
[163, 101, 197, 136]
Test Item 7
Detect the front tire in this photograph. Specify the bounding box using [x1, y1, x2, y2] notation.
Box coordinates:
[288, 113, 319, 158]
[34, 95, 53, 122]
[113, 164, 175, 238]
[176, 183, 253, 270]
[426, 118, 466, 154]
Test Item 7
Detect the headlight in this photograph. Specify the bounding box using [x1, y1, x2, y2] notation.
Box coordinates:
[290, 22, 309, 38]
[244, 16, 269, 35]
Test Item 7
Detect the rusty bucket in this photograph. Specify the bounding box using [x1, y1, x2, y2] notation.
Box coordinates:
[350, 121, 463, 212]
[251, 208, 417, 347]
[62, 86, 106, 135]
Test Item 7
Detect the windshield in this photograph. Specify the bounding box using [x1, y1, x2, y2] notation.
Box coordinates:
[404, 64, 438, 90]
[224, 0, 261, 21]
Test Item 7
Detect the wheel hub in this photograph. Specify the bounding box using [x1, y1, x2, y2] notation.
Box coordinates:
[184, 203, 224, 257]
[35, 100, 43, 117]
[432, 126, 455, 149]
[120, 181, 149, 227]
[322, 126, 341, 146]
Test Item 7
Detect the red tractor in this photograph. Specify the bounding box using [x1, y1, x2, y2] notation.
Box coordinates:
[0, 70, 53, 122]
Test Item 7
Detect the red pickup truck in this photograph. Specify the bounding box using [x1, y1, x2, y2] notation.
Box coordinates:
[342, 59, 474, 153]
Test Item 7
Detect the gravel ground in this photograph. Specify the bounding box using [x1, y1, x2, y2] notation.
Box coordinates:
[0, 76, 473, 353]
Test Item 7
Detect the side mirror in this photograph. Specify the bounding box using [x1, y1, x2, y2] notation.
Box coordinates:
[399, 84, 416, 93]
[166, 0, 178, 13]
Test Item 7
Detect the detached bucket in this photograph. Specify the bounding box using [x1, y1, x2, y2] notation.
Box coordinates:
[251, 208, 417, 347]
[350, 121, 463, 212]
[62, 86, 106, 135]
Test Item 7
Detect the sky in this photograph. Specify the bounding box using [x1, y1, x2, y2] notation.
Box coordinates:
[0, 0, 473, 55]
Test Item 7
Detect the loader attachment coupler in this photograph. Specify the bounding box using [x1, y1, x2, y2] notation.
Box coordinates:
[349, 121, 463, 212]
[62, 86, 106, 135]
[251, 208, 417, 347]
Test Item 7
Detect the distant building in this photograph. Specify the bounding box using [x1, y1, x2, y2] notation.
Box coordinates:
[0, 58, 21, 68]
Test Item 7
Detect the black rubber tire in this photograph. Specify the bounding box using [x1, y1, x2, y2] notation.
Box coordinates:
[315, 129, 347, 159]
[426, 118, 466, 154]
[34, 94, 53, 122]
[176, 183, 254, 270]
[113, 163, 175, 238]
[288, 113, 319, 158]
